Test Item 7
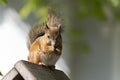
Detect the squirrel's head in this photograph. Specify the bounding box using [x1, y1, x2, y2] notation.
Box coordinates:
[44, 24, 61, 51]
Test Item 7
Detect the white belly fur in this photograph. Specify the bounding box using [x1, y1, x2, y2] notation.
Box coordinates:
[39, 52, 60, 66]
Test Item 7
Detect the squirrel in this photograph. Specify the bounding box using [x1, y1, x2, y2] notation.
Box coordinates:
[28, 12, 62, 70]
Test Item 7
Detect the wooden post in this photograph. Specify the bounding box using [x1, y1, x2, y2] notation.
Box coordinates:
[2, 60, 70, 80]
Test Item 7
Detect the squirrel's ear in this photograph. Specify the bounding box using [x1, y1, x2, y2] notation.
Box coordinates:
[45, 24, 49, 30]
[58, 24, 61, 29]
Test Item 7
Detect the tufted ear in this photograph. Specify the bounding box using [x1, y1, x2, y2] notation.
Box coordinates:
[58, 24, 61, 28]
[58, 24, 61, 30]
[45, 24, 49, 30]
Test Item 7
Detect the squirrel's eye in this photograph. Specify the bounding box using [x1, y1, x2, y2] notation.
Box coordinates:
[47, 35, 50, 38]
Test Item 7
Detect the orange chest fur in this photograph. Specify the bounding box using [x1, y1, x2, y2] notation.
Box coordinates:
[30, 39, 54, 54]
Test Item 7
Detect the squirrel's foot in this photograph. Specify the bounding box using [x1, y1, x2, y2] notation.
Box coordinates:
[39, 62, 45, 65]
[39, 62, 46, 67]
[39, 62, 55, 70]
[47, 65, 55, 70]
